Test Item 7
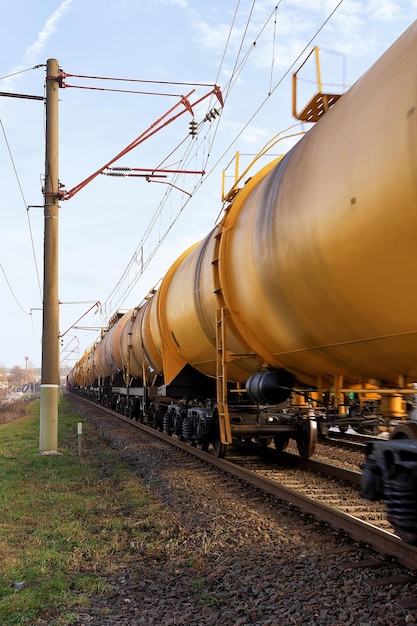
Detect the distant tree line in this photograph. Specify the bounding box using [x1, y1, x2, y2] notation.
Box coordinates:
[0, 365, 39, 402]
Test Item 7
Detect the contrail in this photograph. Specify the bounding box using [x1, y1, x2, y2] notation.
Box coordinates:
[24, 0, 74, 64]
[1, 0, 74, 86]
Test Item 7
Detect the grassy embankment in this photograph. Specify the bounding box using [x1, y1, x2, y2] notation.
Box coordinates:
[0, 396, 184, 625]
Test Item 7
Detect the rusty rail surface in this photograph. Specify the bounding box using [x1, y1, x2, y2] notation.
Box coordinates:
[71, 394, 417, 570]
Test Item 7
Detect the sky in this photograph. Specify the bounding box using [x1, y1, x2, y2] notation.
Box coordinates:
[0, 0, 416, 372]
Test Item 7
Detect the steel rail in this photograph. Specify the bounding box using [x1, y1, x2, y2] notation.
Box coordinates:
[73, 394, 417, 570]
[278, 452, 363, 485]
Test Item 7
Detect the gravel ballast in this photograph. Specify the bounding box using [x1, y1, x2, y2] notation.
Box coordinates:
[59, 395, 417, 625]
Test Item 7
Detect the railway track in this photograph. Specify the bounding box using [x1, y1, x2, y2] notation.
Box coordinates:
[72, 393, 417, 570]
[320, 431, 388, 452]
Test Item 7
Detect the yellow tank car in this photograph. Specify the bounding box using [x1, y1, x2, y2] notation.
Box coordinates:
[69, 22, 417, 456]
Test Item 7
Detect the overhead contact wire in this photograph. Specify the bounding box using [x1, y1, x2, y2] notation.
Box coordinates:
[84, 0, 346, 334]
[63, 73, 217, 87]
[200, 0, 346, 204]
[0, 263, 30, 315]
[0, 64, 45, 81]
[97, 0, 280, 323]
[0, 118, 42, 301]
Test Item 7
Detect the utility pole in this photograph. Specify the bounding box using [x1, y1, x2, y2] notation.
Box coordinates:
[39, 59, 60, 454]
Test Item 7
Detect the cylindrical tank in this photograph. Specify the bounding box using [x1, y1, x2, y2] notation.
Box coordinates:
[119, 304, 162, 381]
[81, 348, 96, 386]
[157, 229, 264, 383]
[139, 22, 417, 388]
[119, 307, 144, 380]
[94, 311, 133, 380]
[70, 22, 417, 393]
[216, 21, 417, 386]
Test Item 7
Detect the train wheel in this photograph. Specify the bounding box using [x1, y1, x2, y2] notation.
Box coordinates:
[318, 423, 329, 438]
[296, 419, 318, 459]
[387, 523, 417, 546]
[390, 423, 417, 440]
[199, 440, 210, 452]
[211, 407, 228, 459]
[274, 436, 289, 453]
[356, 424, 379, 436]
[197, 434, 210, 452]
[212, 437, 228, 458]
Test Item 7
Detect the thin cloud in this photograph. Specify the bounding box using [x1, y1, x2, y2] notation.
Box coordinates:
[1, 0, 74, 91]
[156, 0, 188, 6]
[23, 0, 74, 64]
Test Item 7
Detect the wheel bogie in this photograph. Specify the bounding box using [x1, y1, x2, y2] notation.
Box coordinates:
[70, 382, 321, 459]
[296, 418, 318, 459]
[390, 422, 417, 440]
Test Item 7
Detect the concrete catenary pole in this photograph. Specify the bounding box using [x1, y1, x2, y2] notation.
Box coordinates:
[39, 59, 60, 453]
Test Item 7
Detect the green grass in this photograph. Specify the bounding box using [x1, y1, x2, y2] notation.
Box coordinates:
[0, 396, 183, 625]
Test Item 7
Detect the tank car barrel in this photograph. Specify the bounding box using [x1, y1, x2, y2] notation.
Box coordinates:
[68, 22, 417, 464]
[217, 21, 417, 387]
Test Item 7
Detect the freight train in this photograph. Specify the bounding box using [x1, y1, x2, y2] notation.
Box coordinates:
[68, 22, 417, 466]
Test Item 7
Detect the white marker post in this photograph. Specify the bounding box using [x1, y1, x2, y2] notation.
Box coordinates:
[77, 422, 82, 457]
